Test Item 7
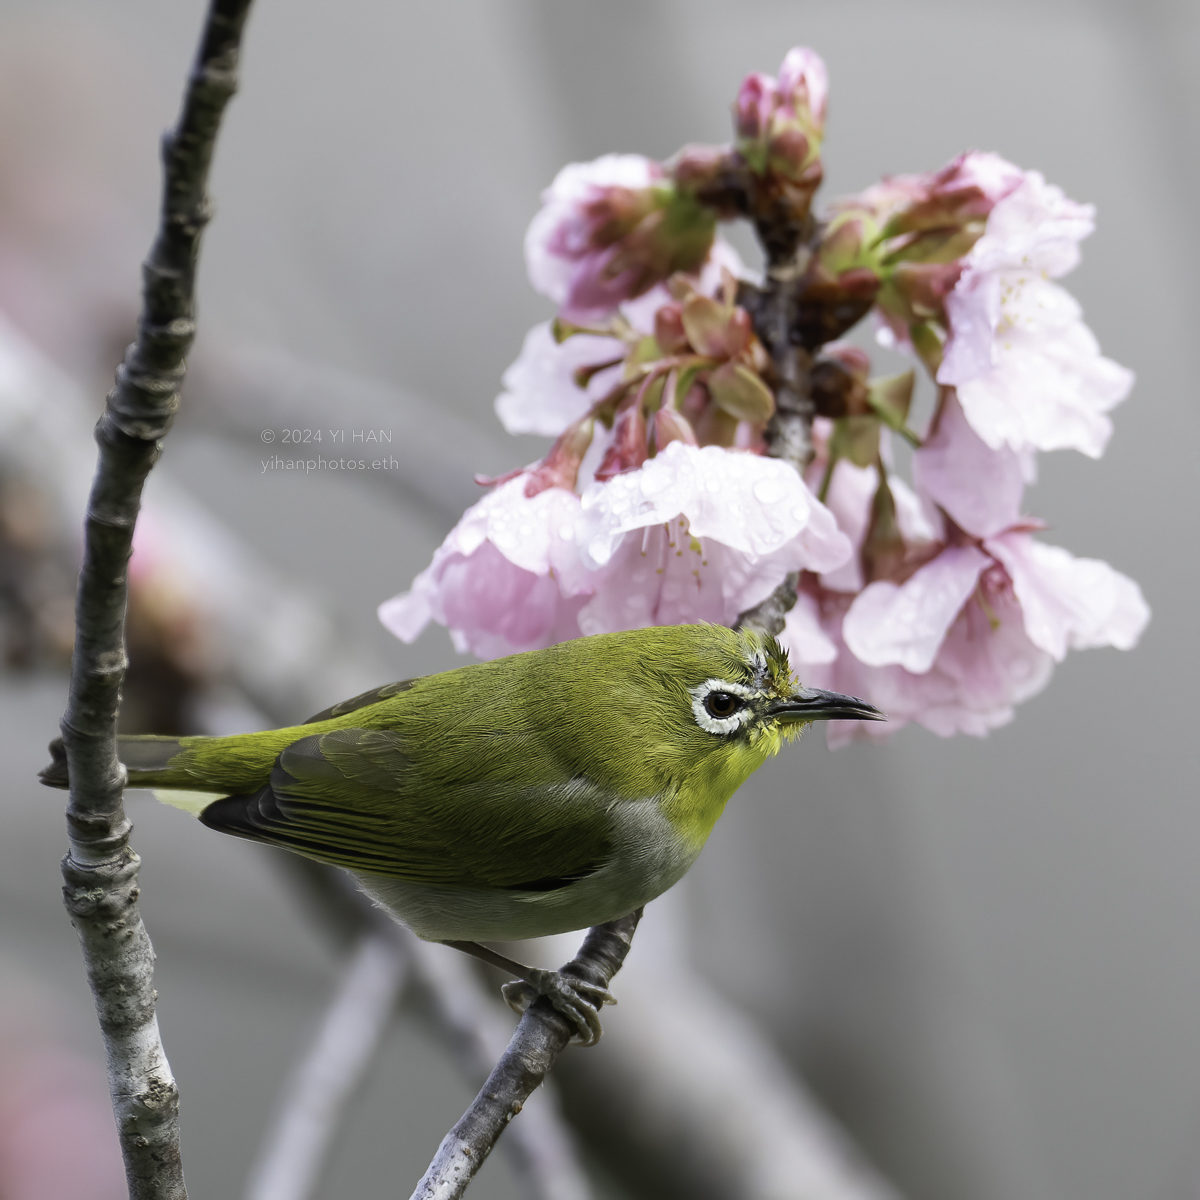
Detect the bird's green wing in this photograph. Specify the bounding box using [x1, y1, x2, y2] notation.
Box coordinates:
[199, 727, 615, 891]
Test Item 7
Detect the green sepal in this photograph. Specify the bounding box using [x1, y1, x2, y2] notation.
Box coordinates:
[670, 359, 707, 410]
[553, 316, 613, 344]
[910, 322, 945, 378]
[865, 371, 921, 447]
[658, 189, 718, 272]
[861, 469, 906, 584]
[680, 295, 731, 357]
[707, 363, 776, 423]
[625, 336, 664, 376]
[881, 223, 984, 266]
[638, 371, 667, 415]
[828, 414, 881, 469]
[573, 355, 625, 390]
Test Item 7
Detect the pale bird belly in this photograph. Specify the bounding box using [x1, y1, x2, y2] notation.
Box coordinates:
[355, 797, 702, 942]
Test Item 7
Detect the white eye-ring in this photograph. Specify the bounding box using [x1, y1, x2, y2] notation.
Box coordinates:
[690, 679, 757, 735]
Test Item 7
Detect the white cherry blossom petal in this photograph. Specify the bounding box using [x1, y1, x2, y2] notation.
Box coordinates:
[495, 322, 625, 438]
[842, 545, 989, 674]
[984, 532, 1150, 660]
[913, 390, 1025, 537]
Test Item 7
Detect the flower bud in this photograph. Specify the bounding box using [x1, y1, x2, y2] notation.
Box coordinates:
[681, 295, 752, 358]
[733, 47, 828, 180]
[526, 155, 718, 320]
[668, 144, 745, 219]
[524, 417, 596, 498]
[653, 406, 698, 452]
[810, 345, 871, 418]
[735, 73, 774, 143]
[860, 473, 906, 584]
[594, 402, 648, 481]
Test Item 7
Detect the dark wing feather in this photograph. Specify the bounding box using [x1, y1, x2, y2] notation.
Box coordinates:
[199, 727, 612, 890]
[304, 679, 417, 724]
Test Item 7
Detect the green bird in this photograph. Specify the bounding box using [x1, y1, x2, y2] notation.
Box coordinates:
[42, 623, 882, 1043]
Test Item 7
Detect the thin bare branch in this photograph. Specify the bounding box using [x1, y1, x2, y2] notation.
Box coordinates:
[56, 3, 253, 1196]
[402, 934, 593, 1200]
[409, 912, 642, 1200]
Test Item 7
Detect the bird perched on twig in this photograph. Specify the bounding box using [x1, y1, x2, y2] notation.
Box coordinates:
[42, 623, 882, 1043]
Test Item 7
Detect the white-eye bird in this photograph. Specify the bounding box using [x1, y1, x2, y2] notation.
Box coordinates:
[42, 623, 882, 1043]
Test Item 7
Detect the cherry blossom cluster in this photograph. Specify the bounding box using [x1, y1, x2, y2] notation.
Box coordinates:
[380, 47, 1147, 741]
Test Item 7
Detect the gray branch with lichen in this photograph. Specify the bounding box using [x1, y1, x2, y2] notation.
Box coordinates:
[55, 2, 252, 1196]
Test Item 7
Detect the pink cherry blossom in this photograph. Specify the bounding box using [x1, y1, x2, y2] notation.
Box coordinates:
[851, 150, 1024, 229]
[937, 170, 1134, 457]
[784, 527, 1148, 745]
[524, 154, 718, 321]
[379, 442, 851, 658]
[842, 545, 992, 674]
[378, 477, 586, 659]
[983, 531, 1149, 660]
[949, 151, 1027, 207]
[525, 155, 662, 311]
[787, 574, 1051, 744]
[494, 322, 624, 438]
[575, 441, 849, 574]
[774, 388, 1148, 742]
[830, 582, 1056, 743]
[777, 48, 829, 131]
[912, 389, 1027, 538]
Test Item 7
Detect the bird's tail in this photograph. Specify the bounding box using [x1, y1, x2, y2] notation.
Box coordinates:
[40, 734, 193, 787]
[39, 732, 274, 818]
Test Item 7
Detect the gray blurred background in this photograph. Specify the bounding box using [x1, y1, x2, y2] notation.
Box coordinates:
[1, 1, 1198, 1198]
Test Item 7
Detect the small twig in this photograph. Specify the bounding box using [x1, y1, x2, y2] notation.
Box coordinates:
[410, 912, 642, 1200]
[56, 3, 253, 1197]
[402, 935, 593, 1200]
[246, 931, 410, 1200]
[735, 570, 801, 637]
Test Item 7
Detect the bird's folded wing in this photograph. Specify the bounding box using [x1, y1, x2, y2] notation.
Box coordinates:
[200, 727, 613, 891]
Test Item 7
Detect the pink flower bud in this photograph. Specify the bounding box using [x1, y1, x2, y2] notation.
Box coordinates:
[734, 73, 774, 142]
[653, 406, 698, 452]
[653, 304, 689, 355]
[524, 418, 596, 498]
[594, 402, 648, 482]
[733, 47, 828, 178]
[777, 47, 828, 133]
[525, 155, 717, 321]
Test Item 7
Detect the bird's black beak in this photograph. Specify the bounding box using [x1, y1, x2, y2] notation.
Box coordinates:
[768, 687, 886, 723]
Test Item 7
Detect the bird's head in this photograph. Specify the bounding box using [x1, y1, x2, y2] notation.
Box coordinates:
[571, 623, 884, 841]
[672, 624, 884, 750]
[568, 624, 883, 787]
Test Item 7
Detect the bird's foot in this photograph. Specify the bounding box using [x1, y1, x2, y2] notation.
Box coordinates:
[501, 968, 616, 1047]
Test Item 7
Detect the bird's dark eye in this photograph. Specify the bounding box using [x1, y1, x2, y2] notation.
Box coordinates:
[704, 691, 743, 719]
